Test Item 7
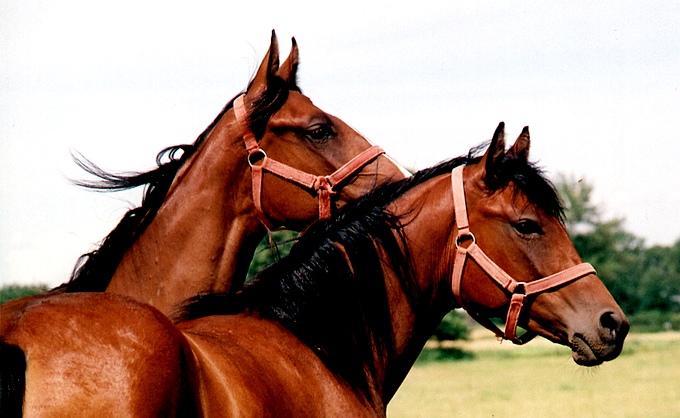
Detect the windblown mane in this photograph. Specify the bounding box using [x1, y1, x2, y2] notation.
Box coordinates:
[58, 76, 298, 293]
[176, 141, 564, 402]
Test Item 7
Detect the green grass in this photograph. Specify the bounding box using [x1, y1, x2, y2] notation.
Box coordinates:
[388, 332, 680, 417]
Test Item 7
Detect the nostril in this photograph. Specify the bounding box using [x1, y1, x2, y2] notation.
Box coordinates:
[599, 311, 623, 340]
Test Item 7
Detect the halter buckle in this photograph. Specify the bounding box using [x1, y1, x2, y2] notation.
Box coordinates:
[513, 282, 527, 295]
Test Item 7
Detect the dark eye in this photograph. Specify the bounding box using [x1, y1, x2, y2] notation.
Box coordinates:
[512, 219, 544, 236]
[305, 124, 334, 142]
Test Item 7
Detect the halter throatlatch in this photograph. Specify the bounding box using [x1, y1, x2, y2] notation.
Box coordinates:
[233, 94, 385, 229]
[450, 166, 596, 344]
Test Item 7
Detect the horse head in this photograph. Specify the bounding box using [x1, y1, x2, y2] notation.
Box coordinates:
[229, 31, 406, 229]
[454, 122, 629, 365]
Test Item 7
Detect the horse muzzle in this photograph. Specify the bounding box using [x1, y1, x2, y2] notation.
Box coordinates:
[569, 309, 630, 366]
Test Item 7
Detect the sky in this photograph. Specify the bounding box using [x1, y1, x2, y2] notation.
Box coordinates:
[1, 1, 679, 287]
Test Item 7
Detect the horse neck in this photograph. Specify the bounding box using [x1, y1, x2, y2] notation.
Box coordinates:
[375, 173, 458, 405]
[106, 114, 265, 315]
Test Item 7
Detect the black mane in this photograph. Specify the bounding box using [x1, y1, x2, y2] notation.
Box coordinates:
[58, 76, 296, 293]
[176, 142, 565, 402]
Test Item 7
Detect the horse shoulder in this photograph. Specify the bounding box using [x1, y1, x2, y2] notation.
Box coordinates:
[178, 314, 378, 417]
[1, 293, 197, 417]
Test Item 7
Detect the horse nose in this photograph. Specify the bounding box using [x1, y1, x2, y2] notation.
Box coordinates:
[599, 310, 629, 342]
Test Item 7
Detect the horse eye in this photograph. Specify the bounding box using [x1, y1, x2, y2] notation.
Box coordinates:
[305, 124, 334, 142]
[512, 219, 544, 236]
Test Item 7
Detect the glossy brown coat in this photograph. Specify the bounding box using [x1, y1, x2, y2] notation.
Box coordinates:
[42, 32, 405, 315]
[1, 125, 628, 416]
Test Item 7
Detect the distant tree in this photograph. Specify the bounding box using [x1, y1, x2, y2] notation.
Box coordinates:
[555, 175, 680, 316]
[636, 241, 680, 313]
[0, 284, 49, 304]
[247, 230, 299, 279]
[432, 310, 469, 343]
[557, 175, 644, 314]
[556, 174, 600, 232]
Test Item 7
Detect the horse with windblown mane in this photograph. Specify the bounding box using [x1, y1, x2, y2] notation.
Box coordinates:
[0, 123, 628, 416]
[6, 31, 407, 316]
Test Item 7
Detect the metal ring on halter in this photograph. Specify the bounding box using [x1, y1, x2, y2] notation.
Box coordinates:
[455, 232, 476, 249]
[513, 282, 527, 295]
[247, 149, 267, 168]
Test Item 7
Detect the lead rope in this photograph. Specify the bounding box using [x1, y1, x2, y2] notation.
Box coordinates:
[233, 94, 386, 229]
[449, 166, 596, 344]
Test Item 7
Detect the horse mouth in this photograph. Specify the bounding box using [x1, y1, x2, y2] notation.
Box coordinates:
[570, 334, 604, 366]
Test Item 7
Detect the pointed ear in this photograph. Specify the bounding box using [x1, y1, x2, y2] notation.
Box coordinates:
[507, 126, 530, 163]
[247, 30, 280, 100]
[277, 37, 299, 89]
[479, 122, 506, 182]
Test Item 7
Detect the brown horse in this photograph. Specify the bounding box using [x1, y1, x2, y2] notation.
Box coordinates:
[0, 124, 629, 416]
[45, 31, 405, 315]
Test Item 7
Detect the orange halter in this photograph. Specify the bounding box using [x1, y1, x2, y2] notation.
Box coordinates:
[233, 94, 385, 229]
[450, 166, 596, 344]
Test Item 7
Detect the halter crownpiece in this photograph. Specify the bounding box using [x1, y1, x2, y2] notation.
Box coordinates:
[233, 94, 386, 228]
[450, 165, 596, 344]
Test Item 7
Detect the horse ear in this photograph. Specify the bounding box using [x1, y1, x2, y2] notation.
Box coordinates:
[248, 30, 281, 99]
[277, 37, 299, 88]
[507, 126, 530, 163]
[479, 122, 506, 182]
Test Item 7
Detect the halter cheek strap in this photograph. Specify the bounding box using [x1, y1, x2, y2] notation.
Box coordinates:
[233, 95, 385, 229]
[450, 166, 596, 344]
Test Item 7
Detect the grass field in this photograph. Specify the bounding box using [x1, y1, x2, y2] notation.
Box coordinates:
[387, 330, 680, 417]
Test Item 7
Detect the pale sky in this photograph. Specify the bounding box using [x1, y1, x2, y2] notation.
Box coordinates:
[2, 1, 679, 287]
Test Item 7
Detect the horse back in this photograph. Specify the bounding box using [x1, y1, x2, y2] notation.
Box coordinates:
[0, 293, 198, 417]
[178, 315, 380, 417]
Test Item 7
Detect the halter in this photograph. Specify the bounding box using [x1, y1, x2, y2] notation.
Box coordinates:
[233, 94, 386, 229]
[450, 165, 596, 344]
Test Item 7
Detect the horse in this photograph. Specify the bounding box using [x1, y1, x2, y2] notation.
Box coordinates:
[0, 123, 629, 416]
[26, 31, 406, 315]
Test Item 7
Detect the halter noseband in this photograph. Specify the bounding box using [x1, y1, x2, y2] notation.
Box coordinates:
[450, 166, 596, 344]
[233, 94, 385, 229]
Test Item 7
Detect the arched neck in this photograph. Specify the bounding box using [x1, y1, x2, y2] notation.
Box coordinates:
[106, 115, 266, 314]
[367, 173, 458, 406]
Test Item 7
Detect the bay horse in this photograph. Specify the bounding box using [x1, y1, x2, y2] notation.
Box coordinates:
[0, 123, 628, 416]
[39, 31, 406, 315]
